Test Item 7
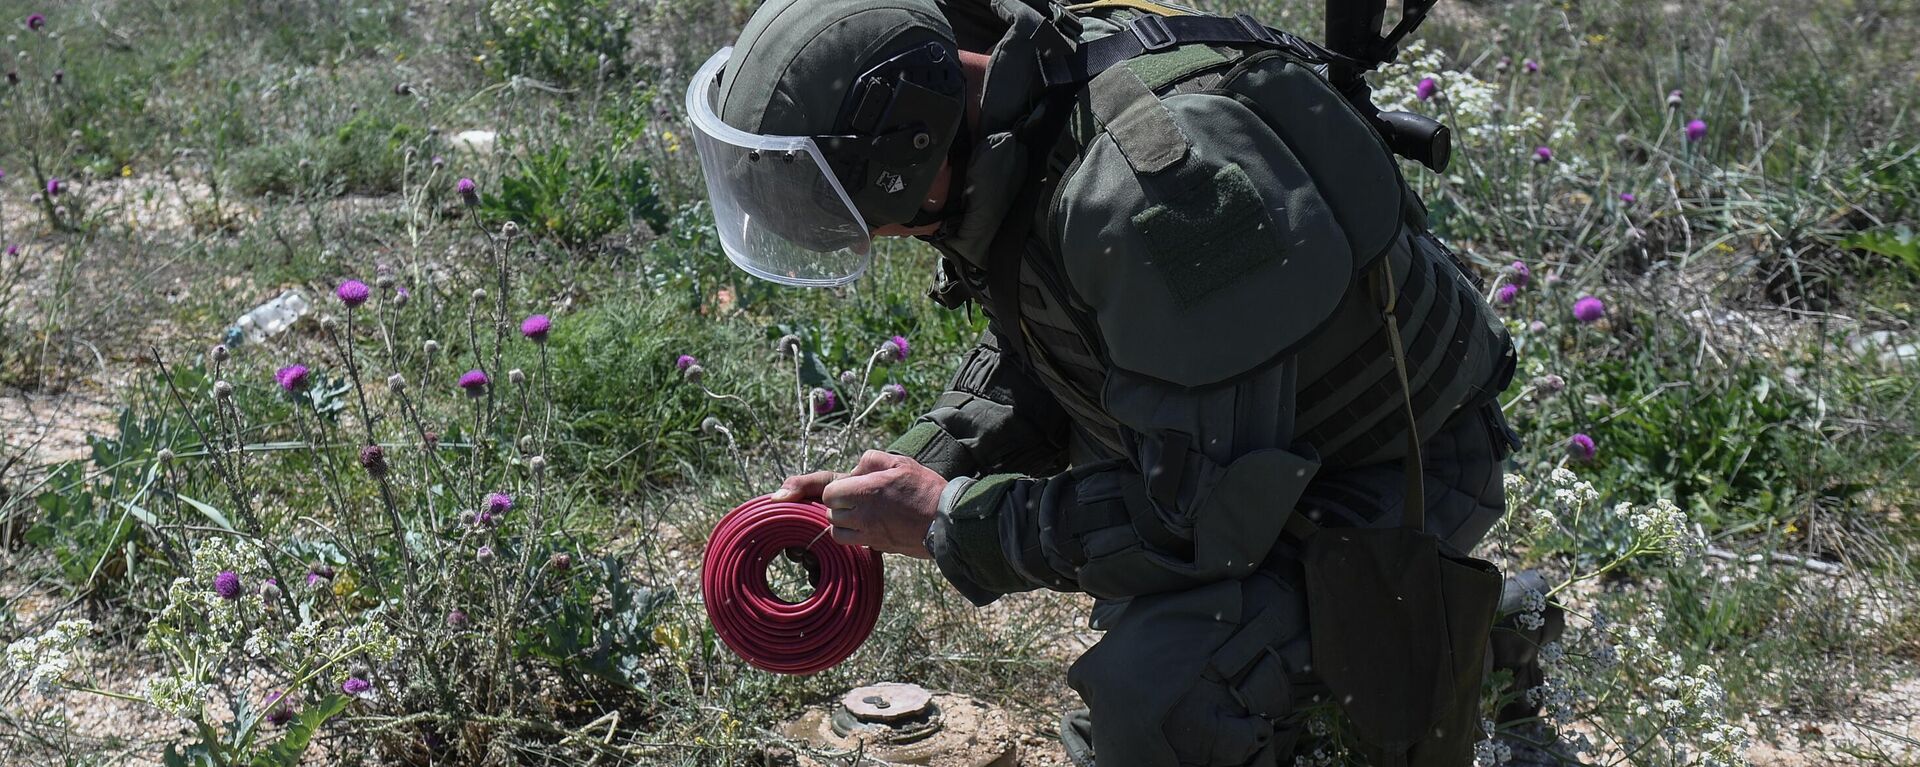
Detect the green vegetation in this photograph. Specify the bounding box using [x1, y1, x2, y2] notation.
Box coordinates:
[0, 0, 1914, 764]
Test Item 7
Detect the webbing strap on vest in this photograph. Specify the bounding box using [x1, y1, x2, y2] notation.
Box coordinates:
[1371, 260, 1426, 530]
[1041, 12, 1354, 89]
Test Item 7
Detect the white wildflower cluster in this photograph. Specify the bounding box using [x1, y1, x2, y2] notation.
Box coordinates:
[1548, 468, 1600, 508]
[1371, 40, 1578, 169]
[1625, 498, 1706, 563]
[1472, 734, 1513, 766]
[145, 675, 213, 719]
[286, 617, 400, 664]
[146, 576, 244, 652]
[187, 536, 270, 582]
[4, 619, 94, 691]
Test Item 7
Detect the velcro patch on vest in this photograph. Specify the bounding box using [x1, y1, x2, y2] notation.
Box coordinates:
[1130, 162, 1278, 308]
[1088, 64, 1190, 175]
[1124, 44, 1232, 93]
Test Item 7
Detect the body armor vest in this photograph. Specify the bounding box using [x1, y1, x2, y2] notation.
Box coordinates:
[927, 2, 1515, 470]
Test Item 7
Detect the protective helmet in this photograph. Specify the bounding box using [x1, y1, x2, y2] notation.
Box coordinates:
[686, 0, 964, 286]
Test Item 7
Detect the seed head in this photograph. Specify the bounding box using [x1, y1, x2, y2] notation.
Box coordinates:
[528, 455, 547, 475]
[423, 339, 440, 356]
[838, 369, 858, 386]
[700, 416, 724, 435]
[508, 368, 526, 386]
[259, 578, 282, 602]
[1532, 374, 1567, 395]
[682, 364, 705, 384]
[774, 334, 802, 357]
[431, 155, 445, 168]
[213, 380, 235, 400]
[156, 447, 176, 463]
[548, 552, 573, 572]
[213, 570, 243, 600]
[470, 287, 487, 302]
[1528, 320, 1548, 333]
[359, 444, 388, 478]
[387, 373, 406, 393]
[1666, 89, 1683, 109]
[211, 344, 230, 363]
[446, 610, 469, 629]
[476, 545, 497, 564]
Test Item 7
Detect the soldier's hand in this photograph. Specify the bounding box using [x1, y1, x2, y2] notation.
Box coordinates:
[804, 450, 942, 559]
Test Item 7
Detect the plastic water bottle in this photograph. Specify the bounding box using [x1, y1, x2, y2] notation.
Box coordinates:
[230, 290, 311, 345]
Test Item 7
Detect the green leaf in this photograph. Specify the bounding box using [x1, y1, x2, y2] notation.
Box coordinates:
[1842, 226, 1920, 275]
[173, 494, 238, 532]
[254, 694, 350, 767]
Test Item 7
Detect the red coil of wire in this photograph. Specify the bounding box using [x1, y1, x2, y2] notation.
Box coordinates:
[701, 495, 885, 675]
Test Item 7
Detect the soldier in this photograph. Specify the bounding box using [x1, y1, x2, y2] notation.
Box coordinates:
[684, 1, 1555, 764]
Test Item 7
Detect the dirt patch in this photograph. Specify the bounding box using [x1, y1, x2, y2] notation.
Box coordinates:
[0, 384, 119, 469]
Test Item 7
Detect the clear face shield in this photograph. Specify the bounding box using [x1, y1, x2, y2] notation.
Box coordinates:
[685, 47, 873, 287]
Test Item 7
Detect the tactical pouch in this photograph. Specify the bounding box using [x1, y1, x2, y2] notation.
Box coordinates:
[1302, 528, 1501, 766]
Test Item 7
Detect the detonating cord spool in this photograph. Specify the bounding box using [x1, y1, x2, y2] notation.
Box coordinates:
[702, 495, 885, 675]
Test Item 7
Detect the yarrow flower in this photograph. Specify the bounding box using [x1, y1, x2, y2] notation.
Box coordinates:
[213, 570, 243, 600]
[1496, 284, 1519, 305]
[458, 369, 489, 396]
[810, 388, 838, 415]
[1415, 77, 1439, 102]
[276, 364, 311, 392]
[520, 314, 551, 343]
[341, 677, 372, 696]
[1567, 433, 1597, 462]
[336, 280, 370, 308]
[1573, 296, 1607, 324]
[1532, 146, 1554, 164]
[1685, 119, 1708, 143]
[675, 354, 698, 371]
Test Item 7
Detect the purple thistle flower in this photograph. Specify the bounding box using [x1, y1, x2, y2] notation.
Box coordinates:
[5, 245, 18, 257]
[476, 545, 497, 564]
[276, 364, 311, 392]
[675, 354, 698, 371]
[810, 388, 837, 415]
[1496, 284, 1520, 306]
[359, 444, 388, 478]
[26, 13, 46, 31]
[1524, 58, 1540, 74]
[214, 570, 242, 600]
[520, 314, 551, 343]
[1508, 261, 1531, 288]
[1567, 433, 1597, 462]
[305, 564, 334, 589]
[446, 610, 469, 629]
[1573, 296, 1607, 324]
[879, 334, 910, 363]
[456, 177, 478, 205]
[1685, 119, 1708, 143]
[342, 677, 372, 696]
[486, 492, 513, 515]
[431, 155, 445, 168]
[1533, 146, 1554, 164]
[264, 690, 297, 726]
[881, 383, 907, 404]
[393, 286, 410, 307]
[1415, 77, 1439, 102]
[458, 369, 489, 396]
[45, 177, 61, 197]
[1619, 192, 1637, 204]
[336, 279, 370, 308]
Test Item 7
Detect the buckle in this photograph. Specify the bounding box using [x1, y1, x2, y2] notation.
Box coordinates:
[1130, 15, 1175, 51]
[1233, 13, 1279, 46]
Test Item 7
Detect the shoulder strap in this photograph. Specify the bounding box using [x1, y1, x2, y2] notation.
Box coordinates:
[1043, 11, 1352, 89]
[1370, 259, 1425, 530]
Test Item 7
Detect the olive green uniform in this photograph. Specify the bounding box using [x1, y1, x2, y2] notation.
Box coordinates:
[878, 2, 1522, 764]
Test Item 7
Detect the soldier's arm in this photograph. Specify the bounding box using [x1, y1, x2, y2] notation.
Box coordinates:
[884, 328, 1073, 481]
